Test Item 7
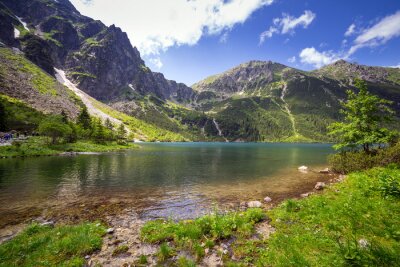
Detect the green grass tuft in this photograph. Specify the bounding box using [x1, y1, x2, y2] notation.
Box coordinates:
[0, 223, 106, 267]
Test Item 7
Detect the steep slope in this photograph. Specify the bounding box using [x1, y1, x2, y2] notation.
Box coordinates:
[193, 60, 400, 142]
[0, 0, 197, 103]
[0, 47, 194, 141]
[0, 0, 223, 141]
[0, 47, 82, 119]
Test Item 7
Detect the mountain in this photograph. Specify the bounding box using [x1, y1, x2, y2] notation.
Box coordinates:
[193, 60, 400, 142]
[0, 0, 222, 141]
[0, 0, 399, 142]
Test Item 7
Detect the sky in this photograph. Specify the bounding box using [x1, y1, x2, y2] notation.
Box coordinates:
[70, 0, 400, 85]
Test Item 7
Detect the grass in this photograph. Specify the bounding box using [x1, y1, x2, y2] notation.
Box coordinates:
[0, 137, 137, 158]
[84, 37, 102, 47]
[0, 94, 46, 130]
[139, 166, 400, 266]
[91, 97, 189, 142]
[257, 166, 400, 266]
[0, 48, 57, 96]
[0, 223, 106, 267]
[141, 208, 265, 262]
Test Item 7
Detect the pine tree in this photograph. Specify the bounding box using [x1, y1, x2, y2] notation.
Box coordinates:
[61, 110, 68, 124]
[104, 118, 114, 130]
[329, 79, 398, 153]
[117, 123, 127, 140]
[77, 106, 91, 129]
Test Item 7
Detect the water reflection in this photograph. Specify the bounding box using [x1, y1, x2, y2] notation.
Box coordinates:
[0, 143, 333, 223]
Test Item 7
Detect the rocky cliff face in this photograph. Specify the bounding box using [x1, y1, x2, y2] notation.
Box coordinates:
[192, 61, 288, 96]
[0, 0, 196, 102]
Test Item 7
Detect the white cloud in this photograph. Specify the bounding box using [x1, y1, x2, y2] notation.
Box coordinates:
[259, 10, 315, 44]
[71, 0, 273, 56]
[149, 57, 163, 69]
[348, 10, 400, 56]
[219, 31, 229, 43]
[344, 23, 356, 37]
[299, 11, 400, 69]
[389, 63, 400, 68]
[299, 47, 340, 68]
[287, 56, 296, 63]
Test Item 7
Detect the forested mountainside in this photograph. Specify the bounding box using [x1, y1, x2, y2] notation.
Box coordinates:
[193, 60, 400, 142]
[1, 0, 399, 142]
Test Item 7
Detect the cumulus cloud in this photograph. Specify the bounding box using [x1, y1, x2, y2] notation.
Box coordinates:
[299, 47, 340, 68]
[347, 10, 400, 56]
[300, 10, 400, 68]
[389, 63, 400, 68]
[259, 10, 316, 44]
[287, 56, 296, 63]
[71, 0, 273, 56]
[219, 31, 229, 43]
[149, 57, 163, 69]
[344, 23, 356, 37]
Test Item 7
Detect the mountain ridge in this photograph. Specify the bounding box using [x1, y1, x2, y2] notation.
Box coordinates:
[0, 0, 399, 142]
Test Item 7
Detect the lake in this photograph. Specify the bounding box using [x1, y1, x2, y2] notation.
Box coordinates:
[0, 142, 333, 227]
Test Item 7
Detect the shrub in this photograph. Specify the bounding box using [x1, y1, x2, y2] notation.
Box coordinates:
[329, 142, 400, 173]
[378, 167, 400, 198]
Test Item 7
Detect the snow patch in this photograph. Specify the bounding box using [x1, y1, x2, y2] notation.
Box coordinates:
[14, 28, 20, 38]
[128, 84, 136, 91]
[54, 68, 125, 129]
[16, 16, 29, 31]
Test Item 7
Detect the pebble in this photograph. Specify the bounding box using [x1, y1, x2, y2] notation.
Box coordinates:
[314, 182, 326, 190]
[106, 228, 114, 234]
[264, 196, 272, 203]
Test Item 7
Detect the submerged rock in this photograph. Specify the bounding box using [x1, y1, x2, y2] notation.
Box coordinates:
[247, 201, 262, 208]
[298, 166, 308, 172]
[314, 182, 326, 190]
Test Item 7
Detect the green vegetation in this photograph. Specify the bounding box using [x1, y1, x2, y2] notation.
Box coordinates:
[0, 222, 106, 267]
[90, 98, 190, 142]
[70, 71, 97, 79]
[84, 37, 102, 47]
[0, 137, 137, 157]
[329, 79, 398, 152]
[329, 141, 400, 173]
[138, 166, 400, 266]
[261, 166, 400, 266]
[141, 208, 265, 262]
[0, 48, 57, 95]
[0, 94, 45, 131]
[43, 31, 63, 47]
[0, 104, 137, 158]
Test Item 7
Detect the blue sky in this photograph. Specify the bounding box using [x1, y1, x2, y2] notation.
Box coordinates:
[71, 0, 400, 85]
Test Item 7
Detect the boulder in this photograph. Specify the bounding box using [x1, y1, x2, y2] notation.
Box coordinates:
[264, 196, 272, 203]
[314, 182, 326, 190]
[247, 201, 262, 208]
[319, 168, 330, 174]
